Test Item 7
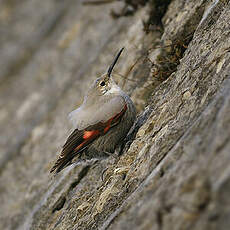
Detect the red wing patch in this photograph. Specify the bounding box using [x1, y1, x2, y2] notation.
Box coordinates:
[50, 104, 127, 174]
[83, 130, 100, 139]
[103, 104, 127, 134]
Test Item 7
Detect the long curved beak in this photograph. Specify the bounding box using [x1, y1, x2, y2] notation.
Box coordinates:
[107, 47, 124, 78]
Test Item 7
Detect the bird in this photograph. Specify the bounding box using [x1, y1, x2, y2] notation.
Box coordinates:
[50, 48, 136, 174]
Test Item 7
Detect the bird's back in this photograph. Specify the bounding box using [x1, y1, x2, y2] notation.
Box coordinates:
[85, 93, 136, 158]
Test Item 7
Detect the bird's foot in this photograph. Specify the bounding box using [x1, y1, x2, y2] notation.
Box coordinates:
[101, 150, 120, 181]
[103, 150, 119, 159]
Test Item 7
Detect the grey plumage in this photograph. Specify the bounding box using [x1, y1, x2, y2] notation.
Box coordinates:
[50, 48, 136, 173]
[85, 90, 136, 158]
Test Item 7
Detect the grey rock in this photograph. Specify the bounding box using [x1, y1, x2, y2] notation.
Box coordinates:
[0, 0, 230, 230]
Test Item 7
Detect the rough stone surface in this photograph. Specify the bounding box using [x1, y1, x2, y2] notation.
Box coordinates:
[0, 0, 230, 230]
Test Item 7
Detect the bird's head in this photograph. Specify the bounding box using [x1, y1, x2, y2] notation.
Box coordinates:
[87, 48, 124, 98]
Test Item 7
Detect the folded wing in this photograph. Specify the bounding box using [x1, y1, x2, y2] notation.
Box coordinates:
[50, 104, 127, 174]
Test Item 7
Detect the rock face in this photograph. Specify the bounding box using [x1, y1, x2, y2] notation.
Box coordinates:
[0, 0, 230, 229]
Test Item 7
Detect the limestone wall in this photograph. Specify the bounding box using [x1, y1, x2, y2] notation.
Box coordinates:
[0, 0, 229, 229]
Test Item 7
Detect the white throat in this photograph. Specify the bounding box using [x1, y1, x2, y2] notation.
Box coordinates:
[107, 84, 121, 95]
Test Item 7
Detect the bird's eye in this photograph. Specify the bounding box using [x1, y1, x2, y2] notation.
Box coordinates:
[100, 81, 105, 86]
